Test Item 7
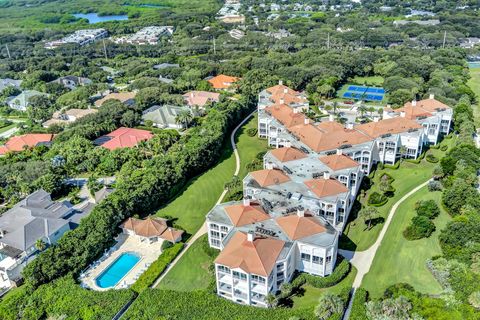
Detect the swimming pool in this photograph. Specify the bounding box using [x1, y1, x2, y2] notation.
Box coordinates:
[95, 252, 140, 289]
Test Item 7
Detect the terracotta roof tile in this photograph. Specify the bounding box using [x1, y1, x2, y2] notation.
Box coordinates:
[304, 177, 349, 198]
[269, 147, 307, 162]
[122, 217, 168, 237]
[265, 104, 307, 128]
[403, 97, 450, 113]
[275, 212, 326, 240]
[0, 134, 54, 155]
[183, 91, 220, 107]
[266, 84, 307, 105]
[319, 154, 360, 171]
[215, 232, 285, 276]
[98, 127, 153, 150]
[224, 203, 270, 227]
[250, 169, 291, 187]
[159, 227, 184, 243]
[355, 117, 423, 138]
[207, 75, 239, 90]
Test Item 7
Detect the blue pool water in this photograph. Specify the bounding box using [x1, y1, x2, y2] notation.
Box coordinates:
[95, 252, 140, 288]
[73, 13, 129, 24]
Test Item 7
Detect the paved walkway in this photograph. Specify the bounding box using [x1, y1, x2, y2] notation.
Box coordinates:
[152, 110, 256, 288]
[341, 179, 431, 319]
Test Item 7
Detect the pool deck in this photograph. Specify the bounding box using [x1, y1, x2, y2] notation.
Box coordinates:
[80, 234, 163, 291]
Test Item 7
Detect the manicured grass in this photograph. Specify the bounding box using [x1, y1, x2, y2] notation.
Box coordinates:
[351, 76, 385, 86]
[155, 115, 266, 235]
[292, 267, 357, 310]
[156, 235, 215, 291]
[362, 188, 451, 298]
[0, 123, 16, 134]
[467, 67, 480, 127]
[341, 137, 455, 251]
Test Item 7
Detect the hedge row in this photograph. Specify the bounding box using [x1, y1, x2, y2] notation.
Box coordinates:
[131, 243, 183, 293]
[383, 161, 400, 169]
[349, 288, 368, 320]
[367, 191, 388, 207]
[291, 257, 351, 289]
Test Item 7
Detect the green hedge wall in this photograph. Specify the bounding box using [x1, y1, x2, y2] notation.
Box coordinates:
[291, 257, 351, 289]
[131, 243, 183, 293]
[349, 288, 368, 320]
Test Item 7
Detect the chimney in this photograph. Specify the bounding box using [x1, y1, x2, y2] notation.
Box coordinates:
[324, 172, 331, 180]
[336, 149, 343, 155]
[373, 116, 380, 122]
[412, 100, 417, 106]
[243, 198, 250, 207]
[247, 231, 254, 242]
[279, 80, 283, 86]
[296, 209, 305, 217]
[279, 98, 285, 104]
[429, 93, 435, 99]
[283, 88, 288, 93]
[400, 111, 406, 118]
[265, 162, 274, 170]
[329, 114, 334, 122]
[284, 141, 292, 148]
[346, 123, 354, 130]
[293, 107, 299, 114]
[304, 118, 310, 125]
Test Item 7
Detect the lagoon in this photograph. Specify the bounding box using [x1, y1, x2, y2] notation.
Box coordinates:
[73, 13, 128, 24]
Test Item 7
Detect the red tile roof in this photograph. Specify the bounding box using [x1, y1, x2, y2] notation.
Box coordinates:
[208, 75, 239, 90]
[250, 169, 291, 187]
[266, 84, 307, 105]
[355, 117, 423, 138]
[269, 147, 307, 163]
[275, 212, 326, 240]
[304, 177, 349, 198]
[319, 154, 360, 171]
[98, 127, 153, 150]
[183, 91, 220, 107]
[224, 203, 270, 227]
[265, 104, 307, 128]
[0, 134, 54, 155]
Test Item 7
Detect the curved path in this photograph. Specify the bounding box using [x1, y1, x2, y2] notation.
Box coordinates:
[152, 110, 257, 287]
[341, 179, 431, 320]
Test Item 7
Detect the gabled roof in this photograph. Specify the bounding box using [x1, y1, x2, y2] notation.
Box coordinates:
[183, 91, 220, 107]
[250, 169, 291, 187]
[0, 134, 54, 155]
[94, 92, 136, 107]
[319, 154, 360, 171]
[275, 212, 326, 240]
[215, 231, 285, 276]
[96, 127, 153, 150]
[269, 147, 307, 163]
[224, 203, 270, 227]
[304, 177, 349, 198]
[265, 84, 307, 105]
[402, 97, 450, 113]
[207, 74, 239, 89]
[159, 227, 184, 242]
[356, 117, 423, 138]
[265, 104, 306, 128]
[316, 121, 345, 133]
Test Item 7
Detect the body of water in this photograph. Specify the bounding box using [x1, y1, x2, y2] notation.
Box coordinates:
[73, 13, 129, 24]
[95, 252, 140, 288]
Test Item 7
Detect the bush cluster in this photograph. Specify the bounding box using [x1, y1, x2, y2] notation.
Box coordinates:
[131, 243, 183, 293]
[246, 127, 257, 137]
[350, 288, 369, 320]
[426, 154, 438, 163]
[415, 200, 440, 219]
[403, 215, 435, 240]
[367, 191, 388, 206]
[291, 257, 351, 289]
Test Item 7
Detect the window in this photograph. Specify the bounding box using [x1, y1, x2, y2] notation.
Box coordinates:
[220, 226, 229, 232]
[326, 256, 332, 263]
[211, 239, 221, 247]
[313, 256, 323, 264]
[218, 265, 230, 273]
[233, 271, 247, 281]
[210, 224, 219, 230]
[251, 275, 265, 284]
[301, 253, 311, 262]
[210, 231, 220, 239]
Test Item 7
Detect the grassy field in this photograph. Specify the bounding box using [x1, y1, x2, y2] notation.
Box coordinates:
[0, 123, 16, 134]
[467, 67, 480, 127]
[291, 267, 357, 310]
[351, 76, 385, 86]
[341, 136, 455, 251]
[156, 235, 215, 291]
[362, 188, 450, 298]
[155, 115, 266, 235]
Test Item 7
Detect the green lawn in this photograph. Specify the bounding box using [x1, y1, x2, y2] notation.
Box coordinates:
[341, 136, 455, 251]
[362, 188, 451, 298]
[467, 67, 480, 127]
[351, 76, 385, 86]
[155, 115, 266, 235]
[156, 235, 215, 291]
[0, 123, 16, 134]
[292, 267, 357, 310]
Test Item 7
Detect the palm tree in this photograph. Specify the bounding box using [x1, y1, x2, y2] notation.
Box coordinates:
[35, 239, 47, 252]
[314, 293, 345, 320]
[265, 293, 277, 308]
[175, 110, 193, 128]
[332, 101, 338, 115]
[358, 105, 367, 118]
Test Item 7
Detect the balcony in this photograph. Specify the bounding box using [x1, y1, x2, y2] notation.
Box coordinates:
[251, 282, 267, 293]
[217, 272, 232, 283]
[233, 291, 248, 300]
[219, 282, 232, 292]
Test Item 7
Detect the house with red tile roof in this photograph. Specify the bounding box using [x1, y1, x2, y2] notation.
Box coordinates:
[94, 127, 153, 150]
[0, 134, 54, 155]
[121, 217, 183, 243]
[183, 91, 220, 108]
[207, 74, 239, 91]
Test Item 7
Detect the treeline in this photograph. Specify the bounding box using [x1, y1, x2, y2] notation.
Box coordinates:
[21, 94, 254, 289]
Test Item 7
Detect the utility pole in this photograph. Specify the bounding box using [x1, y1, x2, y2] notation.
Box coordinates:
[5, 44, 11, 59]
[213, 37, 216, 55]
[442, 30, 447, 48]
[102, 39, 108, 60]
[327, 33, 330, 49]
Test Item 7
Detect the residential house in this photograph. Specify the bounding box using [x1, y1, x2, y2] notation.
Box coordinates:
[142, 105, 193, 129]
[94, 92, 137, 107]
[153, 63, 180, 70]
[42, 108, 97, 128]
[45, 29, 108, 49]
[0, 79, 22, 93]
[121, 217, 183, 243]
[0, 190, 87, 289]
[183, 91, 220, 108]
[50, 76, 92, 90]
[113, 26, 174, 45]
[94, 127, 153, 150]
[207, 74, 240, 91]
[6, 90, 48, 111]
[0, 134, 54, 156]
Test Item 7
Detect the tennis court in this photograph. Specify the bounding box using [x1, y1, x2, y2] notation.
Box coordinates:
[342, 85, 385, 101]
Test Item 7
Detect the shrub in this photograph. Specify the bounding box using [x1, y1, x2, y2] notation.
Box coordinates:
[246, 127, 257, 137]
[367, 191, 388, 206]
[161, 240, 173, 250]
[200, 234, 219, 258]
[428, 180, 442, 192]
[350, 288, 368, 320]
[415, 200, 440, 219]
[131, 243, 183, 293]
[403, 216, 435, 240]
[291, 257, 350, 289]
[426, 154, 438, 163]
[384, 161, 400, 169]
[255, 151, 267, 160]
[440, 144, 448, 151]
